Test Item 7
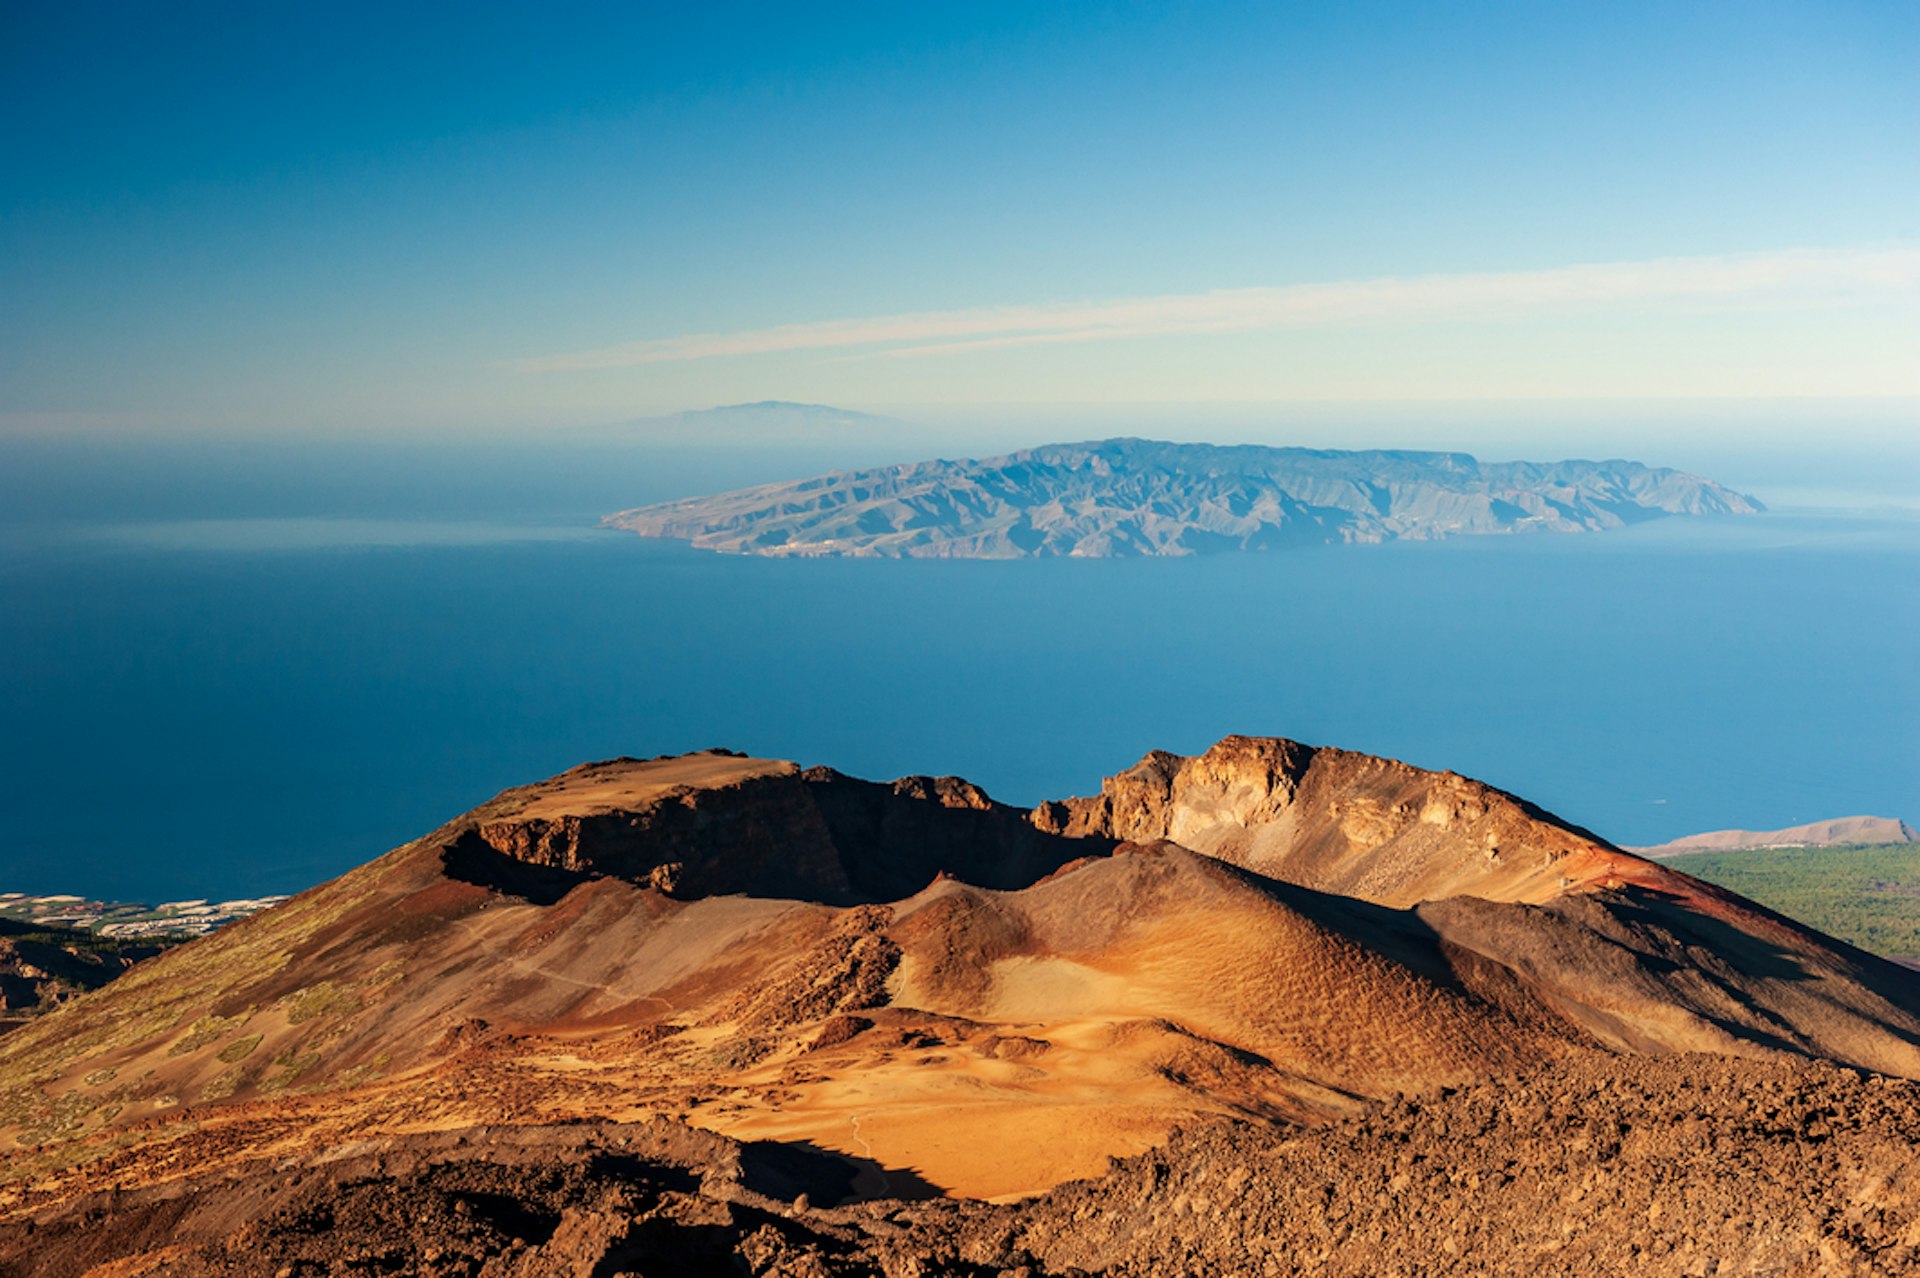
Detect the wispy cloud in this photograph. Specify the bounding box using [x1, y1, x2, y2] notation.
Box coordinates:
[513, 248, 1920, 373]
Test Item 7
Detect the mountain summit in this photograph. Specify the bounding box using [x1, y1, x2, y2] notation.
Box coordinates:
[605, 438, 1762, 558]
[5, 736, 1919, 1272]
[4, 734, 1914, 1226]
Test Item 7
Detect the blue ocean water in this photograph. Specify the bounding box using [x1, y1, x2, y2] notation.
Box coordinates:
[3, 440, 1916, 902]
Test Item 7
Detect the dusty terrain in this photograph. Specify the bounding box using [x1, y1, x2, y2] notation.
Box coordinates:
[604, 439, 1762, 558]
[2, 737, 1916, 1275]
[4, 1056, 1917, 1276]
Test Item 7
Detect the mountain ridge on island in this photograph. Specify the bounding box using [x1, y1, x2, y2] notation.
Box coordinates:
[604, 436, 1763, 558]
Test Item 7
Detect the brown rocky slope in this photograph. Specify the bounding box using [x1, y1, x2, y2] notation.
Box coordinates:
[2, 737, 1917, 1275]
[5, 1057, 1918, 1277]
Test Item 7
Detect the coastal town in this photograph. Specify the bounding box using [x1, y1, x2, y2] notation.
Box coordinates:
[0, 891, 288, 939]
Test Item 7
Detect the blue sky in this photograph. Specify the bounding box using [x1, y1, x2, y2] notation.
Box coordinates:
[3, 1, 1916, 436]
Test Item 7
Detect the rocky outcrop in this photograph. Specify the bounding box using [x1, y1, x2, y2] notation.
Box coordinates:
[444, 753, 1109, 905]
[1034, 735, 1659, 908]
[604, 438, 1764, 558]
[453, 761, 853, 901]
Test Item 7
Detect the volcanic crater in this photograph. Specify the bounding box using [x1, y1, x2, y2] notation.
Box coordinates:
[4, 736, 1919, 1276]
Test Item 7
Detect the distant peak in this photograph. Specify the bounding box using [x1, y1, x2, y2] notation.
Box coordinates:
[613, 401, 896, 433]
[1636, 815, 1918, 856]
[706, 399, 843, 412]
[685, 400, 890, 421]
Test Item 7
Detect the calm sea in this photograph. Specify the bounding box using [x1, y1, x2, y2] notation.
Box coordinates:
[4, 439, 1916, 902]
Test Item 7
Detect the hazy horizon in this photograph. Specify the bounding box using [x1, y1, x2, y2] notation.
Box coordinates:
[7, 398, 1919, 533]
[6, 4, 1917, 435]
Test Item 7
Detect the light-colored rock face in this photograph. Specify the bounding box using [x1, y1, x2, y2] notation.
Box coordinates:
[1035, 734, 1651, 909]
[604, 438, 1764, 559]
[3, 736, 1918, 1214]
[1025, 737, 1920, 1081]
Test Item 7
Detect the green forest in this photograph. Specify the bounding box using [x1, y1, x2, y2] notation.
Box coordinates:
[1669, 843, 1920, 964]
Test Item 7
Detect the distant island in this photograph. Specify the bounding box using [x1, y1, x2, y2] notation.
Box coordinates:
[605, 438, 1763, 558]
[1634, 815, 1917, 857]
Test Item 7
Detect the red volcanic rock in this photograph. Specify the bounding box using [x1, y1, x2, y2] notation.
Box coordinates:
[1, 736, 1916, 1274]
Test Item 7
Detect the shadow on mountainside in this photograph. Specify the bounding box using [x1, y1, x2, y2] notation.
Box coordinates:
[802, 768, 1118, 903]
[442, 832, 598, 906]
[740, 1137, 943, 1205]
[1603, 887, 1920, 1041]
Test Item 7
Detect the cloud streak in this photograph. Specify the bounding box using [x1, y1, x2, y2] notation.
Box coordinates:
[513, 248, 1920, 373]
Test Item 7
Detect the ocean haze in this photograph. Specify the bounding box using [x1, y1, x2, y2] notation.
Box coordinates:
[2, 431, 1914, 903]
